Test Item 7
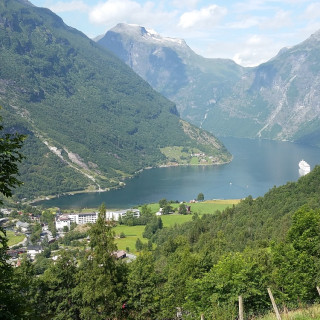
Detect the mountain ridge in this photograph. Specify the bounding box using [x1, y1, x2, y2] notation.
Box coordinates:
[98, 23, 320, 146]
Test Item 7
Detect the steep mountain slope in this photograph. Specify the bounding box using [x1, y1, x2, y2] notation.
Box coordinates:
[98, 25, 320, 146]
[206, 29, 320, 143]
[98, 23, 244, 127]
[0, 0, 231, 200]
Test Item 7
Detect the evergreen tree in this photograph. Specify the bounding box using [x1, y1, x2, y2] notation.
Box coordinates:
[41, 251, 80, 319]
[0, 113, 25, 318]
[0, 113, 25, 203]
[76, 203, 127, 319]
[127, 252, 161, 319]
[197, 193, 204, 201]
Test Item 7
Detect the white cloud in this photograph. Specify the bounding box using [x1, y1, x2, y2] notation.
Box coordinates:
[232, 35, 277, 66]
[261, 9, 292, 29]
[171, 0, 199, 10]
[89, 0, 176, 30]
[178, 5, 227, 29]
[246, 34, 262, 45]
[228, 17, 260, 29]
[48, 1, 89, 13]
[304, 3, 320, 20]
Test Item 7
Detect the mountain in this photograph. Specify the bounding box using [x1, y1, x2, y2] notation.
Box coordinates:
[98, 24, 320, 146]
[0, 0, 231, 201]
[97, 23, 245, 128]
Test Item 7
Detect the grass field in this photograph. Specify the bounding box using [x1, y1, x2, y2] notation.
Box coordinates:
[258, 304, 320, 319]
[113, 225, 146, 253]
[141, 199, 240, 215]
[6, 230, 25, 247]
[114, 199, 239, 253]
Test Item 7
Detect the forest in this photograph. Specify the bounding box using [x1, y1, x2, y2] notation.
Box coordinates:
[2, 168, 320, 319]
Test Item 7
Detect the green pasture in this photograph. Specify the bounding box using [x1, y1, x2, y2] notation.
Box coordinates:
[6, 230, 25, 247]
[141, 199, 240, 215]
[115, 199, 239, 253]
[113, 225, 146, 253]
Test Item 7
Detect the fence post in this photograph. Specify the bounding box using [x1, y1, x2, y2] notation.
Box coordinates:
[317, 286, 320, 296]
[267, 287, 282, 320]
[200, 314, 205, 320]
[239, 295, 244, 320]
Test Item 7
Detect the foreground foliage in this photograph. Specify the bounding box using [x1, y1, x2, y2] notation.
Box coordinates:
[3, 168, 320, 318]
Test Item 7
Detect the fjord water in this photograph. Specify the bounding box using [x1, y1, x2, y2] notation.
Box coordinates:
[38, 138, 320, 209]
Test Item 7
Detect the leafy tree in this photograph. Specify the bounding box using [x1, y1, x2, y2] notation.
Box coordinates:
[30, 223, 42, 245]
[41, 251, 80, 319]
[41, 210, 55, 224]
[143, 217, 163, 239]
[135, 238, 143, 252]
[127, 252, 161, 318]
[0, 113, 25, 318]
[13, 257, 43, 319]
[162, 204, 173, 215]
[197, 193, 204, 201]
[0, 112, 25, 204]
[158, 198, 167, 208]
[271, 207, 320, 304]
[76, 203, 127, 319]
[48, 220, 57, 238]
[178, 203, 187, 215]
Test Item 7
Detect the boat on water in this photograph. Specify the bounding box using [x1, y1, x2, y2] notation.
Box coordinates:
[299, 160, 311, 176]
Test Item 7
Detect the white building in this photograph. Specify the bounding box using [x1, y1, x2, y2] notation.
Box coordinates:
[106, 209, 140, 221]
[27, 245, 43, 260]
[16, 221, 30, 233]
[55, 214, 71, 231]
[68, 212, 98, 225]
[0, 208, 11, 215]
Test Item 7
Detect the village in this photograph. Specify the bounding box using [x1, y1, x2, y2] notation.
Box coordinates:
[1, 207, 143, 266]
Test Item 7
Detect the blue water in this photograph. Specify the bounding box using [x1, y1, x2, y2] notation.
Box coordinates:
[36, 138, 320, 209]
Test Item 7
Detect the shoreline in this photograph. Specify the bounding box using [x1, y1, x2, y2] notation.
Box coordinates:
[28, 158, 232, 206]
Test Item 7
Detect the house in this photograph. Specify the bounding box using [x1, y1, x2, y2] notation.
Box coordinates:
[55, 214, 71, 231]
[106, 209, 140, 221]
[16, 221, 30, 233]
[68, 212, 98, 225]
[114, 250, 126, 259]
[27, 245, 43, 260]
[29, 214, 40, 222]
[7, 250, 19, 259]
[156, 208, 163, 216]
[0, 208, 11, 215]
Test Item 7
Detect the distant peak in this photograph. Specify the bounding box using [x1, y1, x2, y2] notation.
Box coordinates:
[112, 23, 148, 36]
[109, 23, 188, 48]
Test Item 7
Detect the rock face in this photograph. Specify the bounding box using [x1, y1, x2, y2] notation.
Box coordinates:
[98, 24, 244, 127]
[98, 25, 320, 146]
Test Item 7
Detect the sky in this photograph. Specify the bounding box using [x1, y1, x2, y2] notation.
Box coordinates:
[30, 0, 320, 67]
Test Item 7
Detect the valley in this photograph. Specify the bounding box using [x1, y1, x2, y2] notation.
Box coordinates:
[2, 1, 320, 319]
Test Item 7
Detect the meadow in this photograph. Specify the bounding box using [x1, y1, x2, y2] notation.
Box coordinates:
[113, 199, 239, 253]
[258, 304, 320, 320]
[6, 230, 25, 247]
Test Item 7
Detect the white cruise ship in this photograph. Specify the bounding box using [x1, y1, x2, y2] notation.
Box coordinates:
[299, 160, 311, 176]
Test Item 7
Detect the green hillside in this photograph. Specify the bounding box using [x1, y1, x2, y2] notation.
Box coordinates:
[3, 165, 320, 319]
[0, 0, 230, 201]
